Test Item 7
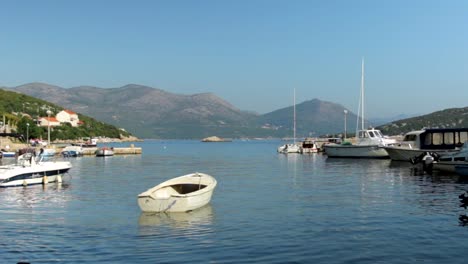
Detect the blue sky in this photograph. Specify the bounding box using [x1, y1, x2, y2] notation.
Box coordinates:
[1, 0, 467, 118]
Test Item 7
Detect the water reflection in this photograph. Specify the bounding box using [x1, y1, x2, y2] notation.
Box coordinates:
[0, 182, 71, 210]
[138, 204, 214, 230]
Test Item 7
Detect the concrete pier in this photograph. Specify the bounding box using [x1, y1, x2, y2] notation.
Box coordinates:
[82, 146, 142, 155]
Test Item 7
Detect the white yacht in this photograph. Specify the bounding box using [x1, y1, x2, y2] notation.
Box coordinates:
[324, 128, 396, 158]
[323, 59, 396, 158]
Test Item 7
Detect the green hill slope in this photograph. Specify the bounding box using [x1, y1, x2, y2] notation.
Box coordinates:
[0, 89, 133, 141]
[378, 107, 468, 135]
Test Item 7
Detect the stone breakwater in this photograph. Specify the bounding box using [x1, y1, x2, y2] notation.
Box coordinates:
[0, 137, 143, 155]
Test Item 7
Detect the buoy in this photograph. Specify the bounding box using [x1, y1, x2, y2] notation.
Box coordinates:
[57, 175, 62, 183]
[42, 175, 48, 184]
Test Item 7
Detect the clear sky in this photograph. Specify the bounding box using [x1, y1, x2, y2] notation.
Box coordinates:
[1, 0, 467, 118]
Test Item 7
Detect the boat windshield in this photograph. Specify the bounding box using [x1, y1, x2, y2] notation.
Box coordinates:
[374, 130, 383, 138]
[403, 134, 418, 141]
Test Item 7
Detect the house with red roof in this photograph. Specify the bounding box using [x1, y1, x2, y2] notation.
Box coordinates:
[38, 116, 61, 127]
[56, 109, 80, 127]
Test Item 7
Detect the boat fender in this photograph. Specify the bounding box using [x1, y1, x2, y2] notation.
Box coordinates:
[43, 175, 48, 184]
[23, 180, 27, 187]
[57, 175, 62, 183]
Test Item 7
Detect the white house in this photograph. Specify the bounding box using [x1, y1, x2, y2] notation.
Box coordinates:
[56, 109, 80, 127]
[38, 117, 61, 127]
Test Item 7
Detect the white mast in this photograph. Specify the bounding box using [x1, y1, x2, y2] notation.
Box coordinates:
[293, 88, 296, 144]
[361, 58, 365, 130]
[355, 58, 365, 138]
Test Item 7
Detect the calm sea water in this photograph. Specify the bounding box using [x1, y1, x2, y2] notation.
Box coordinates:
[1, 139, 468, 263]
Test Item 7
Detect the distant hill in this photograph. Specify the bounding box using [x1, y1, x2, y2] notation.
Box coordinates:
[259, 99, 360, 137]
[7, 82, 386, 139]
[377, 107, 468, 135]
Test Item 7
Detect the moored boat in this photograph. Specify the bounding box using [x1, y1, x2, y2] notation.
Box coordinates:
[455, 164, 468, 176]
[277, 88, 301, 154]
[138, 172, 217, 213]
[96, 147, 114, 157]
[61, 145, 84, 157]
[0, 153, 72, 187]
[384, 128, 468, 162]
[301, 138, 318, 153]
[324, 128, 395, 158]
[323, 59, 395, 158]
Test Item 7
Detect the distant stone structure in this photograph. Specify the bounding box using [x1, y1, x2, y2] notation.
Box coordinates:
[201, 136, 231, 142]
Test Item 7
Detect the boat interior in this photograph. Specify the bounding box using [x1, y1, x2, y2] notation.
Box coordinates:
[171, 183, 207, 194]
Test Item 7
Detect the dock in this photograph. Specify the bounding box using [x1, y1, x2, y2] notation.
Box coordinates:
[81, 146, 142, 156]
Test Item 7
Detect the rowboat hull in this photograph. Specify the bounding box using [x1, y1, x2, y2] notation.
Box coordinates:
[138, 172, 217, 213]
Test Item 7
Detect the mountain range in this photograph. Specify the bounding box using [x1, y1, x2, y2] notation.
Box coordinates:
[4, 83, 460, 139]
[6, 82, 463, 139]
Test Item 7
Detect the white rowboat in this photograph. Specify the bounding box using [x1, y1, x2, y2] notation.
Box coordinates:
[138, 172, 217, 213]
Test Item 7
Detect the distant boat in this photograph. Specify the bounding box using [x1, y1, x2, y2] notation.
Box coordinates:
[73, 137, 98, 148]
[323, 59, 395, 158]
[38, 148, 56, 157]
[96, 147, 114, 157]
[278, 88, 302, 154]
[138, 172, 217, 213]
[61, 145, 84, 157]
[300, 138, 318, 153]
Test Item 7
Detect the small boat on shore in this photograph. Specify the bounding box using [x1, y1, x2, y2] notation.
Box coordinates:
[96, 147, 114, 157]
[138, 172, 217, 213]
[0, 153, 72, 187]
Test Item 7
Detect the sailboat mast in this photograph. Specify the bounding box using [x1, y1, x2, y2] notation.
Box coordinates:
[361, 58, 365, 130]
[293, 88, 296, 144]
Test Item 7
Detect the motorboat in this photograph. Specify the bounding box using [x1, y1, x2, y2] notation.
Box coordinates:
[61, 145, 83, 157]
[410, 142, 468, 174]
[384, 128, 468, 162]
[300, 138, 318, 153]
[0, 153, 72, 187]
[138, 172, 217, 213]
[96, 147, 114, 157]
[323, 60, 396, 158]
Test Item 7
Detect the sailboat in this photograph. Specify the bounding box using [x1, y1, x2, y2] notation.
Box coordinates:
[277, 89, 302, 154]
[323, 59, 396, 158]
